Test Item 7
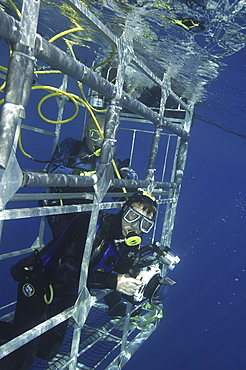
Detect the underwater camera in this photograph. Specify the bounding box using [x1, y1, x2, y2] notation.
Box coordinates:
[128, 242, 180, 303]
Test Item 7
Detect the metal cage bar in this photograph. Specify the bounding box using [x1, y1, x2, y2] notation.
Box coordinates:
[0, 0, 193, 368]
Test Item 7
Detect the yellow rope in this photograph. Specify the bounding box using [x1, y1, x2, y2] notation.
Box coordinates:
[48, 27, 84, 44]
[37, 92, 79, 124]
[7, 0, 21, 18]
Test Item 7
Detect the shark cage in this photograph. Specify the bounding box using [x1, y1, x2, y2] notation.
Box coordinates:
[0, 0, 193, 369]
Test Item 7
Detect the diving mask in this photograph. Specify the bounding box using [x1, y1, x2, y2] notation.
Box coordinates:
[88, 128, 103, 148]
[123, 206, 154, 234]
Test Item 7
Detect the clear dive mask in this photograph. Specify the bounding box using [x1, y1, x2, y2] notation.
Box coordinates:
[88, 128, 103, 148]
[123, 206, 154, 234]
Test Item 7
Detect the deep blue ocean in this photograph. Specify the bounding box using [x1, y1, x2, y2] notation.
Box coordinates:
[125, 45, 246, 370]
[0, 1, 245, 369]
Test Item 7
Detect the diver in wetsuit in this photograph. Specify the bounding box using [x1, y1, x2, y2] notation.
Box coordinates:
[44, 114, 138, 238]
[0, 190, 157, 369]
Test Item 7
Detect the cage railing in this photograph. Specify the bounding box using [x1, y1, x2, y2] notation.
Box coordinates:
[0, 0, 193, 368]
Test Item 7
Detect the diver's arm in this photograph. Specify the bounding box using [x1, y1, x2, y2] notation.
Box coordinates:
[47, 137, 76, 175]
[88, 270, 118, 290]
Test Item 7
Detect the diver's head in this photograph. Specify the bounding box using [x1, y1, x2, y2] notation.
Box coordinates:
[85, 115, 105, 152]
[121, 190, 157, 239]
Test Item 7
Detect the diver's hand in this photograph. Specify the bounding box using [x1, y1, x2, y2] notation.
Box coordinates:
[116, 274, 142, 296]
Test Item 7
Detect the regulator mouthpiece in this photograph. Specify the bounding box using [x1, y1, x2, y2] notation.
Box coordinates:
[125, 231, 141, 247]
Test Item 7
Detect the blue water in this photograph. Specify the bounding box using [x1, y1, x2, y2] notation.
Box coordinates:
[1, 1, 246, 369]
[125, 46, 246, 370]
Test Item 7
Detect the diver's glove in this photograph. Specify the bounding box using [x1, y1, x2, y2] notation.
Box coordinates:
[72, 169, 96, 176]
[116, 274, 142, 296]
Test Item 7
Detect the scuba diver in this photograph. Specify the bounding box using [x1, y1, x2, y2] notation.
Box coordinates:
[46, 114, 105, 177]
[0, 190, 157, 369]
[43, 114, 105, 238]
[44, 114, 138, 238]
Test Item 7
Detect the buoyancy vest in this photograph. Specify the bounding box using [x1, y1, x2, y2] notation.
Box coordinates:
[11, 212, 128, 301]
[92, 241, 125, 273]
[89, 211, 126, 273]
[47, 137, 99, 175]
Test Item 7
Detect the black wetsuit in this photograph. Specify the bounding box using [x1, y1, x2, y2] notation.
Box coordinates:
[45, 137, 100, 238]
[44, 137, 138, 239]
[0, 210, 137, 369]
